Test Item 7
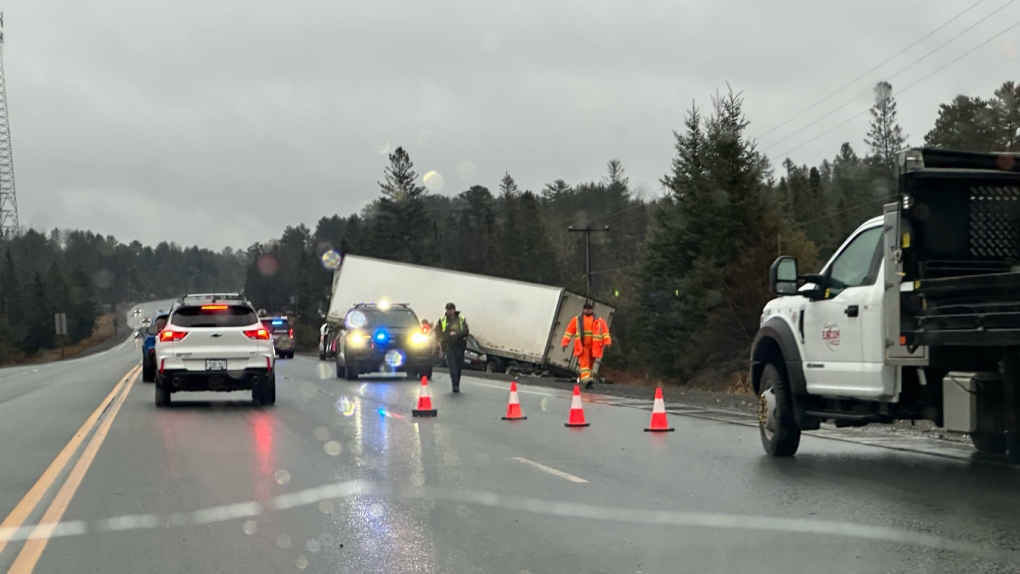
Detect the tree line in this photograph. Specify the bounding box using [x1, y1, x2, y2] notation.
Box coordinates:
[4, 80, 1018, 385]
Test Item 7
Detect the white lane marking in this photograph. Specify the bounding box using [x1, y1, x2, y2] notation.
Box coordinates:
[511, 457, 588, 483]
[466, 379, 560, 398]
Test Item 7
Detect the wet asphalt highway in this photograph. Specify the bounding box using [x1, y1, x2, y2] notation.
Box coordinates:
[0, 303, 1018, 573]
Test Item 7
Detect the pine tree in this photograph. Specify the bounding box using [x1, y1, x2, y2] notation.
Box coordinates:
[924, 95, 996, 151]
[68, 267, 99, 342]
[22, 272, 54, 354]
[367, 147, 432, 263]
[865, 81, 908, 172]
[515, 191, 558, 285]
[495, 173, 523, 279]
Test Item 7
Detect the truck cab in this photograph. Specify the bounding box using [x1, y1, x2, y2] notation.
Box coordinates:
[753, 147, 1020, 462]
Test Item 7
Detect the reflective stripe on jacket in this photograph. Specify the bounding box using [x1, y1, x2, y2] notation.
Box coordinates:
[560, 315, 611, 359]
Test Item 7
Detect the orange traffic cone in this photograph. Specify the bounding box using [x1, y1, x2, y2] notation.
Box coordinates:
[412, 376, 437, 417]
[502, 381, 527, 420]
[644, 387, 675, 432]
[564, 384, 590, 427]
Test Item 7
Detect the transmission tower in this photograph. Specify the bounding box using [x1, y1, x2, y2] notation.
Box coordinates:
[0, 12, 18, 238]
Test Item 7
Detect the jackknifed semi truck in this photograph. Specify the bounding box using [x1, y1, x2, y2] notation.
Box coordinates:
[322, 255, 616, 379]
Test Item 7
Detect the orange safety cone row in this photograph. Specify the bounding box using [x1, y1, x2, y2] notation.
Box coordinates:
[564, 384, 590, 427]
[412, 376, 437, 417]
[644, 387, 675, 432]
[502, 380, 527, 420]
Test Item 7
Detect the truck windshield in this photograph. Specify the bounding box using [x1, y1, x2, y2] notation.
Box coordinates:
[346, 308, 420, 330]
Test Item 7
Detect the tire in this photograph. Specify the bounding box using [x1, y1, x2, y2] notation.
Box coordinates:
[422, 366, 433, 380]
[155, 379, 171, 407]
[335, 358, 345, 379]
[288, 352, 295, 359]
[485, 361, 499, 373]
[344, 358, 358, 381]
[758, 362, 801, 457]
[972, 431, 1007, 454]
[255, 375, 276, 406]
[319, 350, 326, 360]
[142, 365, 155, 383]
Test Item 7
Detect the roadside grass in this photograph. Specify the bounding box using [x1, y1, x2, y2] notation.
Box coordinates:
[7, 313, 118, 366]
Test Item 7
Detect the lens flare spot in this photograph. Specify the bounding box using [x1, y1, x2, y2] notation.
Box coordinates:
[277, 534, 292, 549]
[423, 170, 444, 191]
[336, 397, 356, 416]
[242, 520, 257, 535]
[313, 426, 330, 441]
[320, 249, 342, 270]
[378, 141, 390, 154]
[1000, 41, 1017, 60]
[457, 160, 477, 180]
[306, 539, 321, 553]
[369, 504, 385, 518]
[316, 363, 332, 379]
[318, 499, 335, 514]
[257, 254, 278, 276]
[296, 556, 309, 570]
[324, 441, 342, 456]
[274, 470, 291, 485]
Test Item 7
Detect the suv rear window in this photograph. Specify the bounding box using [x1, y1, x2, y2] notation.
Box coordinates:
[171, 305, 259, 328]
[263, 318, 291, 332]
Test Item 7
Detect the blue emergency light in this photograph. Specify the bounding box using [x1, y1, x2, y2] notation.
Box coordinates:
[272, 320, 284, 325]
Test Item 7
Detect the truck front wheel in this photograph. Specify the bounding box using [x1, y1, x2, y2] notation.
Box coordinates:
[971, 431, 1007, 454]
[758, 362, 801, 457]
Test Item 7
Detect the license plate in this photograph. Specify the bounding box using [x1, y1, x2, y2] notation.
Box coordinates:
[205, 360, 227, 371]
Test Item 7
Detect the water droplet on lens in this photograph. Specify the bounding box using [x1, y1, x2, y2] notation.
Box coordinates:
[306, 539, 321, 552]
[324, 441, 342, 456]
[314, 426, 330, 441]
[300, 382, 317, 398]
[274, 470, 291, 485]
[277, 534, 292, 548]
[296, 555, 309, 569]
[242, 520, 257, 535]
[369, 503, 385, 518]
[318, 499, 334, 514]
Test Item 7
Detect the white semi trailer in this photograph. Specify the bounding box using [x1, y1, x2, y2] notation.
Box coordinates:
[324, 255, 616, 378]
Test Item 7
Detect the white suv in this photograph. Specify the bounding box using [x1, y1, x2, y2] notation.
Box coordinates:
[150, 293, 276, 407]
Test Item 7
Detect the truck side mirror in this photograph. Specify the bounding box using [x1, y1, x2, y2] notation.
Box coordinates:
[769, 256, 800, 296]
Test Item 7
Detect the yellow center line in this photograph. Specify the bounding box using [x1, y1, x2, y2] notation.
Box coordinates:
[8, 363, 139, 573]
[0, 363, 140, 556]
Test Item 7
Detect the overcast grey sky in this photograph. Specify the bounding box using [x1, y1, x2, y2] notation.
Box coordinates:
[6, 0, 1020, 249]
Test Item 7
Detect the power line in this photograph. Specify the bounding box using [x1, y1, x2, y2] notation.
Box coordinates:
[758, 0, 992, 141]
[772, 17, 1020, 160]
[762, 0, 1016, 154]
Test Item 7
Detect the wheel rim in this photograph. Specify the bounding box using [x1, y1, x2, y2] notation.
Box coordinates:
[758, 385, 778, 441]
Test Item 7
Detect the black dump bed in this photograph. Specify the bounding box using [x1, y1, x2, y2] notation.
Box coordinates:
[899, 148, 1020, 346]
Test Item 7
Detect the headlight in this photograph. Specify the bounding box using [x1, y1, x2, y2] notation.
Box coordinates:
[410, 332, 430, 345]
[349, 333, 367, 347]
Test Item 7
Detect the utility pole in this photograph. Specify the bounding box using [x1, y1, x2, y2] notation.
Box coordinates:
[568, 225, 609, 296]
[0, 12, 18, 238]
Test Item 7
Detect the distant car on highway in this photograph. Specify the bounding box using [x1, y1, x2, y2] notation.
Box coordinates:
[334, 302, 434, 381]
[141, 312, 169, 382]
[150, 293, 275, 407]
[262, 316, 296, 359]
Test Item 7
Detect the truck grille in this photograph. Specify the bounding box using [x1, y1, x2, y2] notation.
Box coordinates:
[970, 185, 1020, 259]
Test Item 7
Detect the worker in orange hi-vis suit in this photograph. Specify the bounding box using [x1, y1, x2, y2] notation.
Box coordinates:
[561, 301, 612, 389]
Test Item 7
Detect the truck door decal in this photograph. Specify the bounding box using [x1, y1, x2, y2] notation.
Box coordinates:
[822, 322, 841, 349]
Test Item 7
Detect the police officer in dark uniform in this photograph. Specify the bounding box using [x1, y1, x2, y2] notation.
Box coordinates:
[437, 302, 469, 393]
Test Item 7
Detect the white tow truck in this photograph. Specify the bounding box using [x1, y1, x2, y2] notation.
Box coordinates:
[753, 147, 1020, 463]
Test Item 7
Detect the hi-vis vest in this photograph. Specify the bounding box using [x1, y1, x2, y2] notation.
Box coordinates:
[439, 316, 466, 332]
[561, 315, 611, 358]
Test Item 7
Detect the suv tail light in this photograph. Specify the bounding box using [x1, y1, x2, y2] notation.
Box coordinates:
[288, 328, 294, 338]
[244, 328, 271, 340]
[159, 330, 188, 342]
